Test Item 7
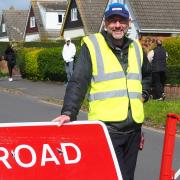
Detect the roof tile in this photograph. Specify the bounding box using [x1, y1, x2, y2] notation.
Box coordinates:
[128, 0, 180, 31]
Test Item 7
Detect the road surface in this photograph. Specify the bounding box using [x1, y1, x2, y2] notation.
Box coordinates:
[0, 91, 179, 180]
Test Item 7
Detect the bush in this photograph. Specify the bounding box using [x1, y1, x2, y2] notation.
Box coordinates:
[0, 70, 8, 77]
[163, 37, 180, 65]
[166, 65, 180, 84]
[162, 37, 180, 85]
[22, 38, 81, 49]
[37, 48, 66, 81]
[16, 48, 30, 78]
[16, 47, 67, 81]
[23, 42, 62, 48]
[16, 48, 42, 79]
[0, 42, 9, 57]
[24, 49, 43, 80]
[15, 40, 82, 81]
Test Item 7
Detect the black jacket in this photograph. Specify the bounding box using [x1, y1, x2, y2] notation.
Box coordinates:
[61, 31, 152, 132]
[5, 46, 16, 65]
[152, 46, 167, 72]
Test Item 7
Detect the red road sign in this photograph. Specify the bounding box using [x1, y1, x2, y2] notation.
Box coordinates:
[0, 121, 122, 180]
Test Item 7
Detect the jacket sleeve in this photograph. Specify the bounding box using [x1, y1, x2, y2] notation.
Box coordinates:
[61, 44, 92, 120]
[72, 43, 76, 58]
[142, 51, 152, 102]
[62, 46, 65, 61]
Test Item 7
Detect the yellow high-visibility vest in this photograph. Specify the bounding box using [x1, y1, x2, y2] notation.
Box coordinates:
[82, 33, 144, 123]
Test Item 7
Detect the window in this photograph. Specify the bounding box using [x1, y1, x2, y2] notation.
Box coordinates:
[30, 16, 36, 28]
[58, 14, 63, 24]
[2, 23, 6, 32]
[71, 8, 78, 21]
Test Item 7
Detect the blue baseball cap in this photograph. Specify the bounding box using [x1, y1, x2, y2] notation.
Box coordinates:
[105, 3, 129, 19]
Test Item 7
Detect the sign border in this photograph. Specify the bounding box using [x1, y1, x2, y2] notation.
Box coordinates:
[0, 121, 122, 180]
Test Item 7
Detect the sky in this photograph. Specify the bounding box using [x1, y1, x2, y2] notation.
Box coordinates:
[0, 0, 30, 11]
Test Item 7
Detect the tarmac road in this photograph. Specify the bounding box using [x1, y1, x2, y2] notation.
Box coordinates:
[0, 77, 179, 180]
[0, 91, 60, 123]
[0, 91, 87, 123]
[135, 127, 180, 180]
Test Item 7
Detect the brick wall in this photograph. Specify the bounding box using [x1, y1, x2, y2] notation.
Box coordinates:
[165, 84, 180, 99]
[0, 60, 20, 75]
[139, 34, 171, 52]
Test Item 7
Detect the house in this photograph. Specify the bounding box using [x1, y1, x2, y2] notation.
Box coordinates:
[61, 0, 180, 51]
[32, 0, 67, 40]
[126, 0, 180, 50]
[0, 6, 40, 42]
[25, 5, 40, 42]
[60, 0, 109, 39]
[0, 12, 9, 41]
[2, 8, 29, 41]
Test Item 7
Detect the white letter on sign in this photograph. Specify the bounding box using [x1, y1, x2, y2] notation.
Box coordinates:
[61, 143, 81, 164]
[0, 147, 12, 169]
[14, 145, 36, 168]
[41, 144, 60, 166]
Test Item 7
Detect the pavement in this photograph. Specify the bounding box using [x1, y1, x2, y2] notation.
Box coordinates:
[0, 75, 66, 102]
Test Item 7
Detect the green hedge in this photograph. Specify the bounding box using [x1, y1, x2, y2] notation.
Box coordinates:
[16, 48, 42, 80]
[16, 47, 67, 81]
[24, 49, 43, 80]
[0, 42, 9, 57]
[37, 47, 66, 81]
[162, 37, 180, 84]
[22, 39, 81, 49]
[166, 65, 180, 84]
[164, 37, 180, 65]
[15, 40, 82, 81]
[16, 49, 26, 78]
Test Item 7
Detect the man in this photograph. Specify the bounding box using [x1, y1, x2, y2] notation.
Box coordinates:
[54, 3, 151, 180]
[62, 37, 76, 82]
[148, 39, 168, 100]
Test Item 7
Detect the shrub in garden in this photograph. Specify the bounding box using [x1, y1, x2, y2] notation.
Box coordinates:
[166, 65, 180, 85]
[37, 47, 66, 81]
[163, 37, 180, 65]
[16, 48, 30, 78]
[24, 49, 43, 80]
[163, 37, 180, 85]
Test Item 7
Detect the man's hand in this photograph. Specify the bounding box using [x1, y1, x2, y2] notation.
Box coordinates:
[52, 115, 71, 126]
[141, 97, 145, 102]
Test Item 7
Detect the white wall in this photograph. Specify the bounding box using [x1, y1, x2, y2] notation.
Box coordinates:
[64, 28, 85, 39]
[38, 2, 65, 31]
[25, 34, 40, 42]
[0, 37, 9, 42]
[45, 11, 65, 30]
[38, 2, 46, 28]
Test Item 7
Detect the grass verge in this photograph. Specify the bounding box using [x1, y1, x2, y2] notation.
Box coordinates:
[144, 100, 180, 133]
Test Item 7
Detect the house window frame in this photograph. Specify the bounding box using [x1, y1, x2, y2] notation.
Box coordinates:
[30, 16, 36, 28]
[2, 23, 6, 32]
[58, 14, 63, 24]
[71, 8, 78, 21]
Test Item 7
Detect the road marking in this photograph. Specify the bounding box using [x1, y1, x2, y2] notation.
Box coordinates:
[175, 168, 180, 179]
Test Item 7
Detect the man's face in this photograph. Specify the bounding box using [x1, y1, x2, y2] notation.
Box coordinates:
[105, 15, 131, 40]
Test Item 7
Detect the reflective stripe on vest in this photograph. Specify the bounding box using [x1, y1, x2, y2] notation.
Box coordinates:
[88, 34, 142, 82]
[83, 33, 144, 122]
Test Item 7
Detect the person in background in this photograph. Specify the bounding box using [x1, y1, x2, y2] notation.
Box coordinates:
[148, 39, 168, 100]
[4, 43, 16, 82]
[53, 3, 151, 180]
[62, 37, 76, 82]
